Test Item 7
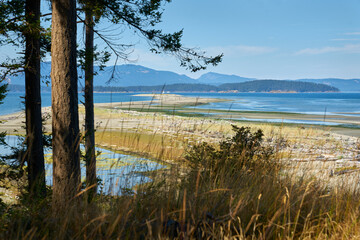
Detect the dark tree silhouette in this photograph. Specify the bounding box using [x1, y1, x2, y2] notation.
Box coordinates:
[51, 0, 80, 208]
[0, 0, 46, 197]
[83, 1, 97, 198]
[24, 0, 46, 197]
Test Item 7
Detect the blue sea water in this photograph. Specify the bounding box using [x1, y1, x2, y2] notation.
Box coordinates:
[178, 92, 360, 115]
[1, 92, 360, 116]
[0, 92, 153, 115]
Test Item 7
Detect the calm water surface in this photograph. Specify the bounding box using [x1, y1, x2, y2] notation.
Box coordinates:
[178, 92, 360, 115]
[1, 92, 359, 127]
[0, 135, 164, 195]
[0, 92, 153, 115]
[2, 92, 359, 116]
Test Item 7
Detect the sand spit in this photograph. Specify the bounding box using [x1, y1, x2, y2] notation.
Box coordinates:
[94, 93, 228, 109]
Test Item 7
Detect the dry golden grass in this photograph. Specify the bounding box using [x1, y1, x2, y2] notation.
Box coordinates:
[2, 125, 360, 239]
[95, 130, 187, 161]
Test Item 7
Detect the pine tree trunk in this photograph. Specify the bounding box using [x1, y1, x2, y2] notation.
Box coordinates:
[84, 6, 97, 197]
[51, 0, 80, 207]
[24, 0, 45, 197]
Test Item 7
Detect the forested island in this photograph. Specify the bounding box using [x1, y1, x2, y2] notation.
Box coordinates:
[218, 80, 340, 92]
[91, 80, 339, 93]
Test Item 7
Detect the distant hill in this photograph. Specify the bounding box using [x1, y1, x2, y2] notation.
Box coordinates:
[94, 84, 218, 92]
[7, 84, 27, 92]
[5, 62, 52, 87]
[92, 80, 339, 93]
[197, 73, 359, 92]
[92, 64, 197, 86]
[296, 78, 360, 92]
[219, 80, 339, 93]
[6, 62, 198, 87]
[197, 72, 254, 85]
[4, 63, 358, 92]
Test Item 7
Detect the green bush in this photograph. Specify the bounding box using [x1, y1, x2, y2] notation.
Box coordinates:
[185, 125, 277, 178]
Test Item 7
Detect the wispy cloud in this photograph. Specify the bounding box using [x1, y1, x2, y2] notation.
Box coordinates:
[295, 44, 360, 55]
[344, 32, 360, 36]
[331, 38, 360, 41]
[206, 45, 277, 57]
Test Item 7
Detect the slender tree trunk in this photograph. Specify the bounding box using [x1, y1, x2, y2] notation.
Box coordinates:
[84, 5, 97, 197]
[24, 0, 45, 197]
[51, 0, 80, 208]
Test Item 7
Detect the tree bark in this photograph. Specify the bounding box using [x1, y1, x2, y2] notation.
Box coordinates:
[84, 5, 97, 198]
[24, 0, 46, 197]
[51, 0, 80, 208]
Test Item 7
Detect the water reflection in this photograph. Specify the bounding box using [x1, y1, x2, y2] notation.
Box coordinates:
[1, 135, 164, 195]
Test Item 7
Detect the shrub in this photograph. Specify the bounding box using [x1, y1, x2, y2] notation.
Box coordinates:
[185, 125, 277, 178]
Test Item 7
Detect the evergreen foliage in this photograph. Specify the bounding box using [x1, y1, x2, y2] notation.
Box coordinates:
[90, 0, 223, 72]
[92, 80, 340, 92]
[0, 81, 7, 105]
[219, 80, 340, 92]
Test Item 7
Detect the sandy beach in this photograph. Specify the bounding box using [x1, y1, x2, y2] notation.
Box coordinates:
[94, 93, 228, 109]
[1, 93, 359, 135]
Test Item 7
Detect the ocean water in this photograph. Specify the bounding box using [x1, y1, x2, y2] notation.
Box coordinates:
[2, 92, 360, 116]
[179, 92, 360, 115]
[1, 92, 359, 127]
[0, 92, 153, 116]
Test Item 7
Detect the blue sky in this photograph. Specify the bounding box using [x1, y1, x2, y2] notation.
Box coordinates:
[124, 0, 360, 79]
[1, 0, 359, 80]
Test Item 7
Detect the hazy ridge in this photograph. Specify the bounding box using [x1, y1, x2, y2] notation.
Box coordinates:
[5, 63, 358, 92]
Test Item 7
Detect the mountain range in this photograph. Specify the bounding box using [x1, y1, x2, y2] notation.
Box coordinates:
[5, 62, 360, 92]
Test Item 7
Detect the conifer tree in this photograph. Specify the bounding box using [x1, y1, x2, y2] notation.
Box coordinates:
[0, 0, 46, 197]
[24, 0, 46, 197]
[51, 0, 80, 207]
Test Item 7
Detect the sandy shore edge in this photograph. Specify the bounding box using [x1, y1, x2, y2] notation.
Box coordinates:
[0, 93, 359, 137]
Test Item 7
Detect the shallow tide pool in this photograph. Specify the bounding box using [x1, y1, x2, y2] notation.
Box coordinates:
[0, 135, 165, 195]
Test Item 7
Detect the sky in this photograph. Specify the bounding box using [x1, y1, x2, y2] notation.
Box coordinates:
[120, 0, 360, 79]
[1, 0, 360, 80]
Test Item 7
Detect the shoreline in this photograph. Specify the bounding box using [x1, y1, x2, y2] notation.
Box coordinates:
[0, 93, 359, 137]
